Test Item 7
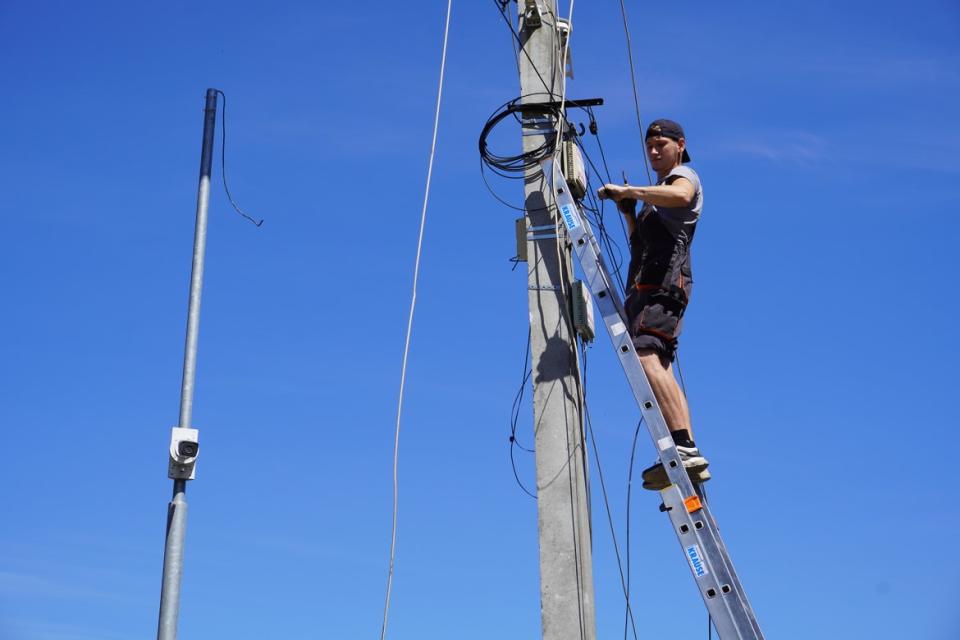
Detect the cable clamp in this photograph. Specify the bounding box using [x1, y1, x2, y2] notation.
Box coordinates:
[522, 118, 556, 130]
[522, 0, 546, 29]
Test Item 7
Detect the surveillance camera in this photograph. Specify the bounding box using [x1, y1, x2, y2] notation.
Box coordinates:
[169, 427, 199, 480]
[177, 440, 199, 458]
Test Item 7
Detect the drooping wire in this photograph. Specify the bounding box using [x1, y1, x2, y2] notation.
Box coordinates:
[586, 106, 631, 247]
[624, 416, 644, 640]
[379, 2, 452, 638]
[492, 0, 554, 94]
[581, 343, 640, 640]
[480, 159, 528, 212]
[551, 0, 575, 146]
[615, 0, 653, 184]
[510, 329, 537, 499]
[579, 183, 626, 292]
[570, 127, 627, 292]
[213, 90, 264, 227]
[675, 351, 689, 396]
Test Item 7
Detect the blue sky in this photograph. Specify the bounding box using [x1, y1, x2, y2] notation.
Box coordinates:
[1, 1, 958, 639]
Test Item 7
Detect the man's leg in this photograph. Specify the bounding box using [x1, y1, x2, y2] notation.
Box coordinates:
[636, 349, 692, 436]
[636, 347, 708, 488]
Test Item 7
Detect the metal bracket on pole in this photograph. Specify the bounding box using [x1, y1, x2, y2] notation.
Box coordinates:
[527, 223, 562, 242]
[528, 285, 562, 291]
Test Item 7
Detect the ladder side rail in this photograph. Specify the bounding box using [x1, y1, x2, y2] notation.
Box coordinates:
[696, 494, 765, 636]
[565, 192, 757, 640]
[660, 487, 764, 639]
[545, 159, 764, 640]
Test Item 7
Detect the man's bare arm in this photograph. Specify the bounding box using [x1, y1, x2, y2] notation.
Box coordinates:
[618, 199, 637, 237]
[599, 178, 695, 208]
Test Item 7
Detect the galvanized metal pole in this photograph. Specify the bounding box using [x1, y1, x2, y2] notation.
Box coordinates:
[515, 4, 597, 640]
[157, 88, 218, 640]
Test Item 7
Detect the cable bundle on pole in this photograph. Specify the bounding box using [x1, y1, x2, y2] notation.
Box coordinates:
[478, 97, 562, 178]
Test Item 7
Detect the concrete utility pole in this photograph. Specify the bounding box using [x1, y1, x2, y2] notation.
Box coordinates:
[515, 4, 597, 640]
[157, 88, 218, 640]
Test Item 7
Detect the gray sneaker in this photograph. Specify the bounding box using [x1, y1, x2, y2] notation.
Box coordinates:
[641, 446, 710, 491]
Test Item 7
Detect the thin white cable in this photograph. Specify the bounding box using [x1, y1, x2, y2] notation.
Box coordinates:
[548, 0, 573, 162]
[379, 2, 452, 639]
[555, 0, 574, 137]
[550, 0, 575, 303]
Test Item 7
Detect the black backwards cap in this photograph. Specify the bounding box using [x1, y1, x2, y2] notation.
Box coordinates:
[645, 118, 691, 163]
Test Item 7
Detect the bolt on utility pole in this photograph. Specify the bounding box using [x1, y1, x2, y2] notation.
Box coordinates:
[156, 88, 218, 640]
[515, 3, 597, 640]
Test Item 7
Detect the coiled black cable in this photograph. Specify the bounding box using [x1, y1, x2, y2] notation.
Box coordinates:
[478, 97, 562, 178]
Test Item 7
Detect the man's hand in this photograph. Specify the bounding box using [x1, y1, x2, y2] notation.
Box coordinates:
[597, 183, 627, 201]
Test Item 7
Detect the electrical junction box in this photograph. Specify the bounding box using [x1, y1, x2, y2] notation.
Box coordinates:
[561, 140, 587, 200]
[523, 0, 546, 28]
[571, 280, 595, 343]
[515, 217, 528, 263]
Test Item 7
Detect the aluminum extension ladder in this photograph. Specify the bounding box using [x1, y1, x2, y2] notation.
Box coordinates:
[544, 157, 764, 640]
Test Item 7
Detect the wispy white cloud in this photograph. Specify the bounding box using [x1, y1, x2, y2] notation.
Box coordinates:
[793, 51, 960, 90]
[1, 618, 135, 640]
[715, 130, 827, 165]
[684, 33, 960, 92]
[0, 570, 132, 602]
[706, 121, 960, 175]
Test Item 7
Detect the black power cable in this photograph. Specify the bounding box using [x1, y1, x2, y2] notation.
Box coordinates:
[584, 105, 631, 256]
[581, 343, 640, 640]
[491, 0, 556, 96]
[624, 417, 644, 640]
[213, 90, 263, 227]
[509, 329, 537, 499]
[479, 97, 563, 178]
[570, 128, 628, 291]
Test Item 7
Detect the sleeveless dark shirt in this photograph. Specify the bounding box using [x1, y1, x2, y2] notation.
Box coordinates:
[625, 166, 702, 303]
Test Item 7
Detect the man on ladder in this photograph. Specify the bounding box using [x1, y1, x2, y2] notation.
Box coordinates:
[598, 118, 708, 490]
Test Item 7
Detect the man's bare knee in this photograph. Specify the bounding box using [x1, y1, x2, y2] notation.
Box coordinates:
[636, 348, 670, 373]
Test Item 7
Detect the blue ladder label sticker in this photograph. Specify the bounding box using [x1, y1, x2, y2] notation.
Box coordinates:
[560, 204, 580, 231]
[686, 544, 709, 578]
